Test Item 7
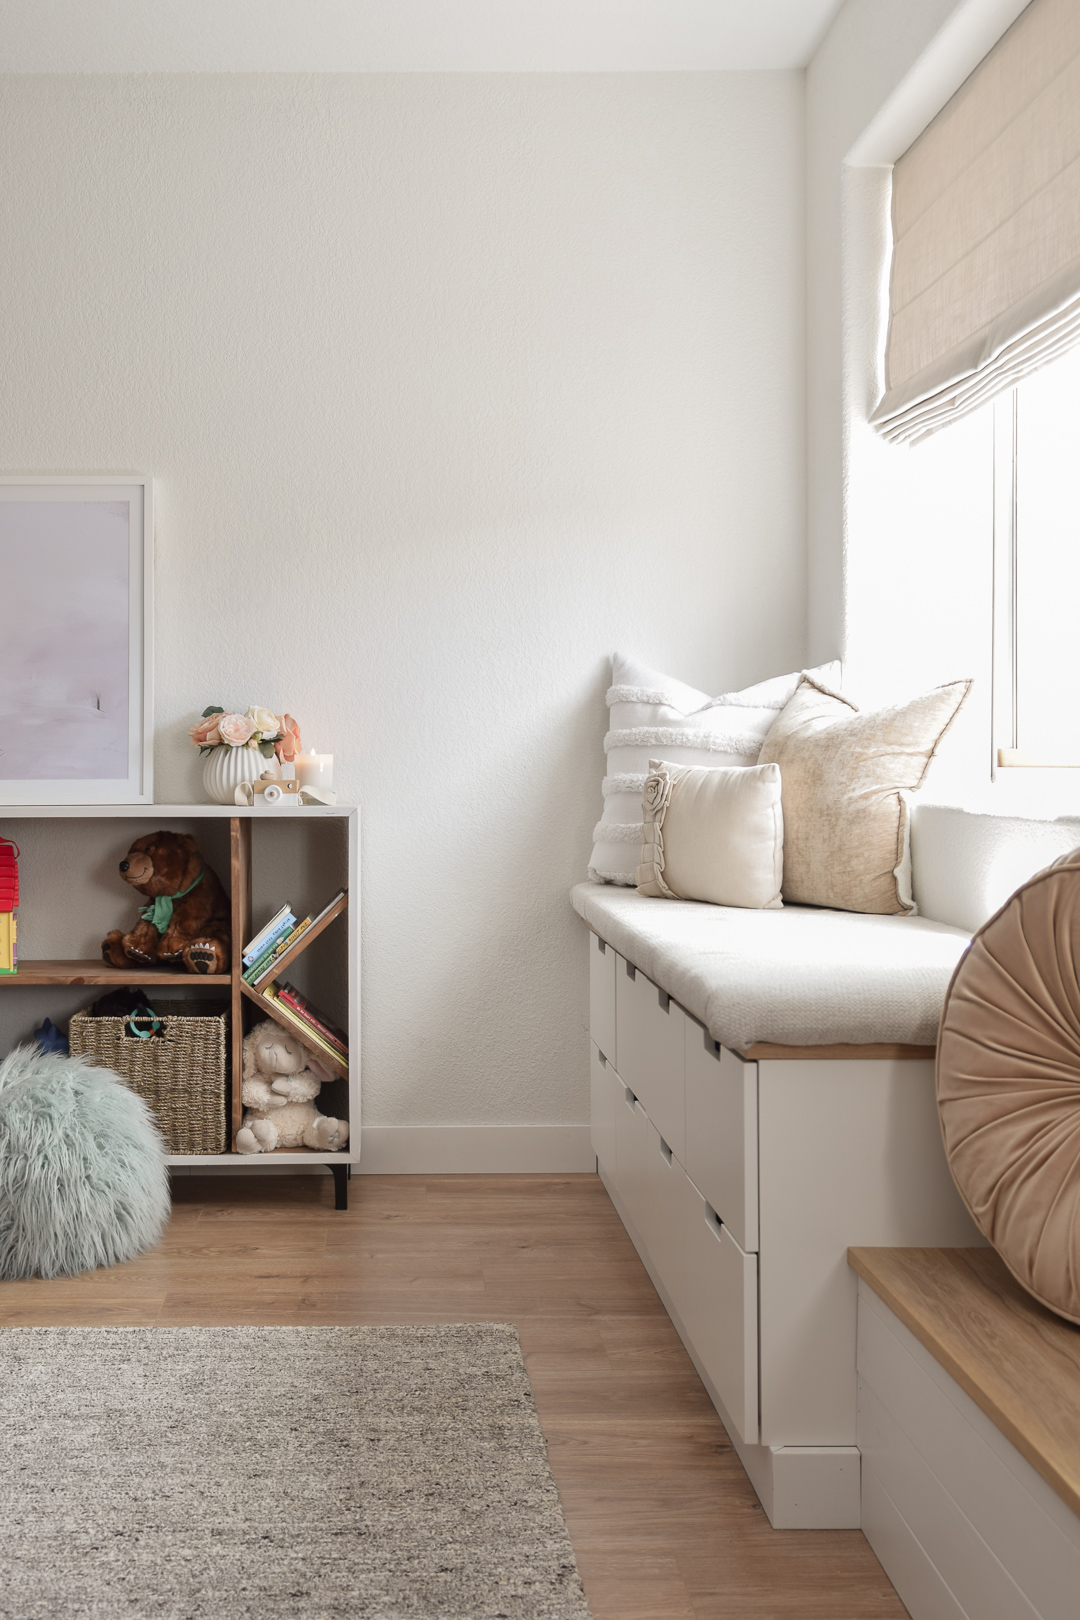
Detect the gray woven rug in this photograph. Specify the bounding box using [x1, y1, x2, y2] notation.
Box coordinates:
[0, 1324, 591, 1620]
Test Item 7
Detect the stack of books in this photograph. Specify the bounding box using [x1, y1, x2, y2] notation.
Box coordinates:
[0, 839, 18, 975]
[263, 981, 348, 1069]
[241, 891, 346, 986]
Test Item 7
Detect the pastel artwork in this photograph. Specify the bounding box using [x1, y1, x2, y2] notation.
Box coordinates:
[0, 500, 129, 781]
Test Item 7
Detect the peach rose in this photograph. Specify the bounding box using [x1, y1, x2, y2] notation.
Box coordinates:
[189, 715, 222, 748]
[274, 713, 302, 763]
[218, 712, 257, 747]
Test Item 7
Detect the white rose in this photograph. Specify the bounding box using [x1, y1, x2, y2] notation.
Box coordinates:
[247, 706, 281, 738]
[642, 764, 672, 818]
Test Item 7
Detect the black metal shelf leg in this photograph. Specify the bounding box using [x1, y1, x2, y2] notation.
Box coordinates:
[329, 1164, 349, 1210]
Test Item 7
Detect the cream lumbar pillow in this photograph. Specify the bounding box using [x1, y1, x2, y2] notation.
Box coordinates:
[758, 674, 970, 915]
[636, 760, 784, 910]
[589, 652, 841, 885]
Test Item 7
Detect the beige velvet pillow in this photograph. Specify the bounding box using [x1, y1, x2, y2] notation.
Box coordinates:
[758, 675, 970, 915]
[937, 848, 1080, 1325]
[636, 760, 783, 909]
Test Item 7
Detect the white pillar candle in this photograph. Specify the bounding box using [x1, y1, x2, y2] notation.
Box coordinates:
[296, 750, 334, 792]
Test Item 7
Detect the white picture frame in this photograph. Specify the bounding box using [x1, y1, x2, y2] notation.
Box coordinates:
[0, 476, 153, 805]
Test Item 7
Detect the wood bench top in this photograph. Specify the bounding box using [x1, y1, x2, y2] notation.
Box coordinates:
[744, 1042, 935, 1061]
[849, 1246, 1080, 1518]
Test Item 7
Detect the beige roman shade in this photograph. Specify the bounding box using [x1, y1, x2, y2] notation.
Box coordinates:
[872, 0, 1080, 444]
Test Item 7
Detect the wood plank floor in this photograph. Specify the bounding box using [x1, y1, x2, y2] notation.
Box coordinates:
[0, 1172, 905, 1619]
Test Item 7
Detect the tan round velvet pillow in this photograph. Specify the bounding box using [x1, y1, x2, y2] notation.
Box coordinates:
[937, 847, 1080, 1324]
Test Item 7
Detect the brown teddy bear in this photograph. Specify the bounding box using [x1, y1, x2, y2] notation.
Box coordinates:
[101, 830, 231, 975]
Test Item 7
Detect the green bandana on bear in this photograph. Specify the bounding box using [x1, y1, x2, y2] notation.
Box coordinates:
[140, 868, 205, 934]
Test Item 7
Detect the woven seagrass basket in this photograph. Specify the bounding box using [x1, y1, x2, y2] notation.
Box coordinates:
[69, 995, 229, 1155]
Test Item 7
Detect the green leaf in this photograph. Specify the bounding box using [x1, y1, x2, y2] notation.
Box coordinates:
[199, 745, 216, 756]
[258, 740, 275, 759]
[201, 705, 225, 718]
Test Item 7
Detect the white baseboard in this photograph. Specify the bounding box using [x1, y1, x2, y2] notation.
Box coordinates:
[769, 1445, 861, 1530]
[357, 1125, 597, 1174]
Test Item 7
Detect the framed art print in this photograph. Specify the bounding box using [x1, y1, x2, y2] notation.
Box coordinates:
[0, 477, 153, 804]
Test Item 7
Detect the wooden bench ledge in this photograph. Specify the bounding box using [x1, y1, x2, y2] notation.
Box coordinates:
[849, 1245, 1080, 1519]
[745, 1042, 935, 1061]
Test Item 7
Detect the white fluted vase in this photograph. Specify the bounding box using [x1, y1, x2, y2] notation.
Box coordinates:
[202, 746, 271, 805]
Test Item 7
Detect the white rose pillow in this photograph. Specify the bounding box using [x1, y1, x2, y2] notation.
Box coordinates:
[588, 652, 840, 885]
[637, 759, 784, 910]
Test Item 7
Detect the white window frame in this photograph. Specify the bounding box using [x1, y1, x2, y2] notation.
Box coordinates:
[992, 386, 1080, 774]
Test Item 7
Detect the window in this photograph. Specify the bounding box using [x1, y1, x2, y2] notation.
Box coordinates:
[993, 342, 1080, 770]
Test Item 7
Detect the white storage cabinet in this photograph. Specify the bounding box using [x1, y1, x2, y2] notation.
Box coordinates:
[587, 929, 981, 1530]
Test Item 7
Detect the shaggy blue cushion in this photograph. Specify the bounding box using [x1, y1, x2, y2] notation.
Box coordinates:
[0, 1045, 170, 1279]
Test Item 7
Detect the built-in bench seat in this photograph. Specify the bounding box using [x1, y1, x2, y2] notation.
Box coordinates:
[575, 805, 1080, 1531]
[850, 1246, 1080, 1620]
[577, 896, 983, 1530]
[571, 880, 971, 1048]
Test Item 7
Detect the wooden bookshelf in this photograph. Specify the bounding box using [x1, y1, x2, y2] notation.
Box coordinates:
[0, 804, 359, 1196]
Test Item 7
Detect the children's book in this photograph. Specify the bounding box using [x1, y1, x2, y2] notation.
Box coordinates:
[244, 917, 311, 985]
[242, 905, 294, 965]
[0, 912, 16, 974]
[262, 984, 348, 1068]
[276, 982, 348, 1054]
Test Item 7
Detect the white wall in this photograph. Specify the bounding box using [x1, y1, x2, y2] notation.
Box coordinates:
[0, 73, 806, 1134]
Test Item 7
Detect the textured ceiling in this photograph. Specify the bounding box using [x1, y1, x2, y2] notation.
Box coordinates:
[0, 0, 847, 72]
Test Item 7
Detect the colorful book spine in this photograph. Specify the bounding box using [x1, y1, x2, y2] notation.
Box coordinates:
[276, 983, 348, 1054]
[242, 906, 294, 965]
[1, 838, 18, 973]
[263, 985, 348, 1068]
[244, 918, 311, 986]
[244, 921, 302, 983]
[0, 912, 16, 974]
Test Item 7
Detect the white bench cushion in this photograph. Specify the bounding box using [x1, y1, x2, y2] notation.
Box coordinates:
[571, 881, 971, 1049]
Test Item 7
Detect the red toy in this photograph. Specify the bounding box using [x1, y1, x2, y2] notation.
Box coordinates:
[0, 839, 18, 910]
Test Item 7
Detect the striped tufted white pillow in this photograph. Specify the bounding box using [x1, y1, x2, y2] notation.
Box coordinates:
[588, 652, 841, 886]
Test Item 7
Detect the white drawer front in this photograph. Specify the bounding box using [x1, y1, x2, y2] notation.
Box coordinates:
[688, 1198, 759, 1446]
[614, 1082, 654, 1241]
[590, 1043, 619, 1176]
[685, 1025, 758, 1252]
[589, 932, 617, 1064]
[615, 957, 686, 1163]
[641, 1119, 694, 1303]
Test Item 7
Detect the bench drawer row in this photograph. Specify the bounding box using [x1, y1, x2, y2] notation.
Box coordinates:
[590, 931, 757, 1253]
[591, 1043, 758, 1444]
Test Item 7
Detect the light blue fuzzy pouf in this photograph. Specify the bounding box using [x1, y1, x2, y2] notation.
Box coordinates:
[0, 1045, 170, 1279]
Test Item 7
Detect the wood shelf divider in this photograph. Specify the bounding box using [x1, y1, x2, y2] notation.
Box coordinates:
[0, 960, 230, 986]
[229, 817, 253, 1145]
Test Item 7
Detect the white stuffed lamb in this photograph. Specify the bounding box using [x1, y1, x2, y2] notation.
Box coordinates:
[236, 1019, 349, 1154]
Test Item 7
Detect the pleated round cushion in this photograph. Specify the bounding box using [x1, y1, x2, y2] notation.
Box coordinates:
[937, 846, 1080, 1323]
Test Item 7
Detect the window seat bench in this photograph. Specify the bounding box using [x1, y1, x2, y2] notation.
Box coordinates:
[572, 876, 986, 1530]
[850, 1246, 1080, 1620]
